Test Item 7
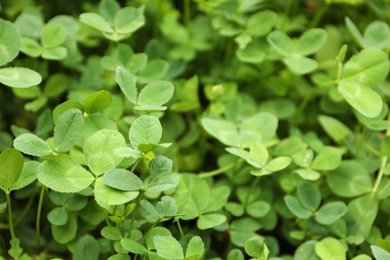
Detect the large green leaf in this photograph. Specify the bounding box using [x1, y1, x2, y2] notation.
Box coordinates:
[297, 182, 321, 211]
[0, 148, 24, 191]
[73, 235, 100, 260]
[137, 80, 174, 107]
[318, 115, 352, 144]
[13, 133, 52, 157]
[0, 18, 21, 66]
[83, 129, 126, 175]
[246, 11, 277, 37]
[239, 112, 278, 147]
[102, 169, 143, 191]
[311, 146, 344, 171]
[197, 213, 226, 230]
[0, 67, 42, 88]
[51, 214, 78, 244]
[10, 161, 39, 191]
[114, 6, 145, 34]
[201, 118, 240, 147]
[41, 23, 66, 48]
[116, 66, 137, 103]
[83, 90, 112, 114]
[79, 13, 114, 33]
[153, 236, 184, 259]
[298, 28, 327, 56]
[53, 108, 84, 152]
[315, 202, 347, 225]
[338, 48, 389, 118]
[267, 30, 294, 56]
[315, 237, 346, 260]
[185, 236, 205, 259]
[347, 194, 378, 239]
[38, 158, 94, 193]
[284, 56, 318, 74]
[284, 195, 312, 219]
[326, 161, 372, 197]
[172, 174, 210, 220]
[129, 115, 162, 150]
[94, 178, 139, 209]
[137, 60, 169, 83]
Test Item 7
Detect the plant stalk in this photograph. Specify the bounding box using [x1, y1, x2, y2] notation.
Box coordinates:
[36, 185, 45, 249]
[199, 159, 243, 178]
[6, 191, 15, 239]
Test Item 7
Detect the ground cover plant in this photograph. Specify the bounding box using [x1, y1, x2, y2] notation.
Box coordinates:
[0, 0, 390, 259]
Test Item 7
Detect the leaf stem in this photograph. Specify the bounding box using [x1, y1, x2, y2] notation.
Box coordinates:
[6, 191, 15, 239]
[36, 185, 45, 249]
[184, 0, 191, 28]
[14, 184, 38, 227]
[372, 155, 388, 193]
[127, 191, 144, 238]
[176, 219, 184, 237]
[244, 176, 260, 207]
[199, 159, 244, 178]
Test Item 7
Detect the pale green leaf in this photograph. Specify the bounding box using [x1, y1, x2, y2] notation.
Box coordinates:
[79, 13, 114, 33]
[41, 23, 66, 48]
[129, 115, 162, 150]
[297, 182, 321, 211]
[311, 146, 344, 171]
[185, 236, 205, 258]
[83, 129, 127, 175]
[94, 178, 139, 209]
[284, 56, 318, 74]
[121, 239, 147, 254]
[246, 11, 277, 37]
[0, 148, 24, 190]
[137, 80, 174, 106]
[153, 236, 184, 259]
[315, 237, 346, 260]
[315, 202, 347, 225]
[201, 118, 240, 147]
[267, 30, 294, 56]
[20, 37, 42, 57]
[284, 195, 312, 219]
[265, 156, 292, 172]
[318, 115, 352, 144]
[54, 108, 84, 152]
[0, 67, 42, 88]
[0, 18, 20, 66]
[114, 6, 145, 34]
[13, 133, 52, 157]
[102, 169, 143, 191]
[38, 158, 94, 193]
[197, 213, 226, 230]
[137, 60, 169, 83]
[10, 160, 39, 191]
[371, 245, 390, 260]
[83, 90, 112, 114]
[298, 28, 327, 56]
[239, 112, 278, 147]
[116, 66, 137, 103]
[41, 46, 67, 60]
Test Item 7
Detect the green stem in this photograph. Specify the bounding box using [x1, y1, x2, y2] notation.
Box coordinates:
[36, 185, 45, 249]
[134, 220, 161, 259]
[372, 155, 388, 193]
[356, 125, 366, 156]
[176, 219, 184, 237]
[131, 158, 142, 173]
[244, 177, 260, 207]
[6, 191, 15, 239]
[127, 191, 144, 238]
[199, 159, 244, 178]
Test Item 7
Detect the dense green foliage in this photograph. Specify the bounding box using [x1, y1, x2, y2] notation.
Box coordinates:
[1, 0, 390, 259]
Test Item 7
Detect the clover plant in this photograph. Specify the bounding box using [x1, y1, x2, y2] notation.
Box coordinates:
[1, 0, 390, 259]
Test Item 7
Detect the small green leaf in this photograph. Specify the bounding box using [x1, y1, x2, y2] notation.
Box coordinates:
[116, 66, 137, 103]
[284, 56, 318, 74]
[318, 115, 352, 144]
[79, 13, 114, 33]
[156, 196, 177, 217]
[47, 207, 68, 225]
[20, 37, 42, 57]
[246, 11, 277, 37]
[51, 214, 77, 244]
[244, 237, 267, 258]
[371, 245, 390, 260]
[94, 178, 139, 209]
[102, 169, 143, 191]
[265, 156, 292, 172]
[140, 199, 161, 219]
[315, 202, 347, 225]
[99, 0, 120, 24]
[129, 115, 162, 150]
[84, 129, 127, 176]
[13, 133, 52, 157]
[38, 158, 94, 193]
[311, 146, 344, 171]
[295, 169, 321, 180]
[250, 142, 268, 166]
[153, 236, 184, 259]
[298, 28, 327, 56]
[137, 60, 169, 83]
[297, 182, 321, 211]
[0, 148, 24, 191]
[315, 237, 346, 260]
[114, 6, 145, 34]
[345, 17, 365, 48]
[327, 161, 372, 197]
[201, 118, 240, 147]
[228, 249, 244, 260]
[54, 108, 84, 152]
[284, 195, 312, 219]
[0, 18, 21, 66]
[101, 226, 122, 241]
[338, 48, 389, 118]
[0, 67, 42, 88]
[364, 21, 390, 49]
[41, 23, 66, 48]
[137, 80, 174, 106]
[273, 136, 306, 156]
[121, 239, 147, 254]
[10, 160, 39, 191]
[246, 201, 271, 218]
[294, 240, 320, 260]
[239, 112, 278, 147]
[83, 90, 112, 114]
[267, 30, 294, 56]
[41, 46, 67, 60]
[185, 236, 205, 259]
[347, 194, 378, 239]
[197, 213, 226, 230]
[73, 235, 99, 260]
